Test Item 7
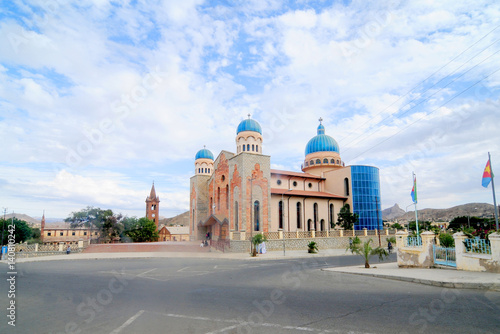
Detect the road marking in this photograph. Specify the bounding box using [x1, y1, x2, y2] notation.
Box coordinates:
[137, 268, 157, 276]
[110, 310, 144, 333]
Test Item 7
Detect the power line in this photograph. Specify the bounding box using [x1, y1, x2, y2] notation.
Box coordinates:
[347, 66, 500, 161]
[338, 24, 500, 144]
[341, 46, 500, 154]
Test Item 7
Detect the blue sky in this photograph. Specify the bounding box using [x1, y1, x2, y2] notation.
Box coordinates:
[1, 0, 500, 219]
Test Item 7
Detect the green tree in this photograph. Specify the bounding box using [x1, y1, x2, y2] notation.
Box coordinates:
[1, 218, 33, 245]
[65, 206, 113, 230]
[347, 237, 389, 268]
[251, 233, 267, 257]
[448, 216, 486, 231]
[101, 214, 124, 243]
[439, 233, 455, 248]
[391, 223, 403, 230]
[408, 221, 432, 233]
[336, 204, 358, 230]
[125, 218, 159, 243]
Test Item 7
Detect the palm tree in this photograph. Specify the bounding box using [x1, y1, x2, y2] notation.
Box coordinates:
[347, 238, 389, 268]
[251, 233, 267, 257]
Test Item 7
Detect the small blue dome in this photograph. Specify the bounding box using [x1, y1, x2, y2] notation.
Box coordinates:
[237, 118, 262, 135]
[195, 148, 214, 160]
[305, 122, 339, 155]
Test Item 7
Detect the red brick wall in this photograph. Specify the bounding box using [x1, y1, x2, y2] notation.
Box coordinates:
[246, 163, 269, 233]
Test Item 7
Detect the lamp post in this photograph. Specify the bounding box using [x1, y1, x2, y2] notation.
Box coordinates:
[282, 189, 292, 256]
[249, 176, 256, 255]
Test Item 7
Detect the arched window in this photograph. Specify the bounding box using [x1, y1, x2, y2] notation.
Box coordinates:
[331, 159, 335, 164]
[297, 202, 301, 229]
[307, 219, 312, 231]
[217, 187, 220, 210]
[254, 200, 260, 231]
[208, 168, 210, 173]
[226, 185, 229, 209]
[305, 162, 308, 167]
[310, 160, 314, 165]
[256, 145, 258, 152]
[344, 178, 350, 196]
[323, 158, 328, 164]
[278, 201, 283, 229]
[205, 168, 207, 173]
[252, 144, 255, 151]
[235, 201, 239, 231]
[316, 159, 321, 164]
[247, 144, 250, 151]
[329, 204, 334, 228]
[243, 145, 246, 151]
[313, 203, 318, 228]
[210, 197, 213, 214]
[320, 219, 325, 231]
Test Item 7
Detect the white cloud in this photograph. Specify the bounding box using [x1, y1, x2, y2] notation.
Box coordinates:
[1, 0, 500, 219]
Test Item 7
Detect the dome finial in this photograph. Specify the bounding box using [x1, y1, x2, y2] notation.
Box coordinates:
[317, 118, 325, 135]
[248, 113, 251, 119]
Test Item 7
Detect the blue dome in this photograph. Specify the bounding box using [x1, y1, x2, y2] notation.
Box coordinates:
[237, 118, 262, 135]
[195, 148, 214, 160]
[305, 122, 339, 155]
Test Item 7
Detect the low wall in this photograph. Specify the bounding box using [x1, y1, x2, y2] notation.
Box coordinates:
[228, 235, 393, 253]
[396, 231, 500, 273]
[11, 241, 88, 259]
[455, 232, 500, 273]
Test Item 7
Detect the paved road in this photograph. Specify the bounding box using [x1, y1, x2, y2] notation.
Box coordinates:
[1, 254, 499, 334]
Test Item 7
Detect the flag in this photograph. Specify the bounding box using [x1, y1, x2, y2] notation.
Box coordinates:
[482, 159, 493, 188]
[411, 176, 417, 203]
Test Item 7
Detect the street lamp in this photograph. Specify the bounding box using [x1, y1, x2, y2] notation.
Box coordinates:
[249, 176, 256, 255]
[282, 189, 292, 256]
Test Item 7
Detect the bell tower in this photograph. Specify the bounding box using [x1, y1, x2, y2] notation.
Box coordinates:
[146, 182, 160, 228]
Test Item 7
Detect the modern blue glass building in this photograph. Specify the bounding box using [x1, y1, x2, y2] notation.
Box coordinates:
[351, 165, 382, 230]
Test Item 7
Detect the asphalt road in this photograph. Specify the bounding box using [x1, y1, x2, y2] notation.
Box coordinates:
[1, 254, 499, 334]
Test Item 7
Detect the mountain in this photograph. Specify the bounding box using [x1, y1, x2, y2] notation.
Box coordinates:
[382, 204, 405, 221]
[160, 211, 189, 226]
[383, 203, 497, 222]
[3, 213, 40, 225]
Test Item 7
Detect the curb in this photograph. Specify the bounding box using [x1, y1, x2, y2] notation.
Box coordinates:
[321, 268, 500, 291]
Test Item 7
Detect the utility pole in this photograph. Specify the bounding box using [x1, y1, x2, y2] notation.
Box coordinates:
[376, 197, 381, 247]
[1, 208, 6, 246]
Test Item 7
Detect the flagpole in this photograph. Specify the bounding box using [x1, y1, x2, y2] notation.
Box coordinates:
[488, 152, 499, 230]
[413, 172, 419, 237]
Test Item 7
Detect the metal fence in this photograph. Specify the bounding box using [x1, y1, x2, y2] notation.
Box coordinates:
[405, 236, 422, 247]
[464, 238, 491, 254]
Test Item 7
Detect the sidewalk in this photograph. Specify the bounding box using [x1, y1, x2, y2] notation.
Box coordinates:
[5, 248, 351, 263]
[322, 262, 500, 291]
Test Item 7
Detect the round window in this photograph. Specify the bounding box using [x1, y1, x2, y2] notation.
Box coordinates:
[293, 181, 297, 187]
[277, 179, 282, 185]
[308, 183, 312, 188]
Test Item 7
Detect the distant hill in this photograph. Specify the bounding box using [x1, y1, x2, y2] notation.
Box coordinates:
[382, 204, 405, 221]
[160, 211, 189, 226]
[383, 203, 496, 222]
[3, 213, 39, 226]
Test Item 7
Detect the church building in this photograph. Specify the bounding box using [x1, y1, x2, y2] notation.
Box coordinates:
[190, 117, 382, 241]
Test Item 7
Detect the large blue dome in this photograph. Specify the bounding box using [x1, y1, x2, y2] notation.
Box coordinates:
[195, 148, 214, 160]
[237, 117, 262, 135]
[305, 122, 339, 155]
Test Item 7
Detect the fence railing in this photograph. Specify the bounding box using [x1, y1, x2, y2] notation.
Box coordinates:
[464, 238, 491, 255]
[406, 236, 422, 247]
[211, 239, 230, 253]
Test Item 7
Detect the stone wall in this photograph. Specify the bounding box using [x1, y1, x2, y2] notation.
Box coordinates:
[228, 235, 393, 253]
